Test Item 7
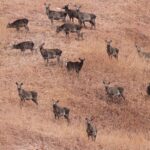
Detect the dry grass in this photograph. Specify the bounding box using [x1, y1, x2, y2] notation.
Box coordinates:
[0, 0, 150, 149]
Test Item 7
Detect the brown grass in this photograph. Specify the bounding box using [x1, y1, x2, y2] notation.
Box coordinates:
[0, 0, 150, 149]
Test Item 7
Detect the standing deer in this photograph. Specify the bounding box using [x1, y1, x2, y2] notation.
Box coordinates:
[85, 117, 97, 141]
[74, 5, 96, 29]
[16, 82, 38, 108]
[103, 81, 125, 101]
[66, 58, 85, 74]
[7, 18, 29, 31]
[146, 83, 150, 96]
[44, 3, 67, 24]
[105, 40, 119, 59]
[52, 100, 70, 124]
[39, 43, 62, 65]
[135, 44, 150, 59]
[62, 4, 79, 22]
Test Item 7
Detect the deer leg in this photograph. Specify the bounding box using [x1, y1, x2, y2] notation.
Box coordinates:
[21, 49, 25, 55]
[46, 58, 49, 66]
[16, 27, 20, 31]
[64, 115, 70, 124]
[72, 18, 74, 23]
[121, 94, 125, 100]
[25, 25, 29, 31]
[32, 99, 38, 105]
[65, 31, 69, 38]
[94, 135, 96, 141]
[20, 99, 25, 108]
[77, 32, 80, 40]
[57, 56, 60, 64]
[30, 48, 34, 54]
[80, 32, 84, 40]
[92, 136, 94, 141]
[20, 100, 23, 108]
[83, 22, 86, 28]
[90, 21, 93, 29]
[51, 19, 53, 24]
[91, 20, 96, 29]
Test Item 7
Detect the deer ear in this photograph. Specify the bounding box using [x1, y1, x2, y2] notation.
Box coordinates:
[16, 82, 18, 85]
[21, 83, 23, 85]
[103, 80, 106, 84]
[79, 5, 82, 9]
[56, 100, 59, 103]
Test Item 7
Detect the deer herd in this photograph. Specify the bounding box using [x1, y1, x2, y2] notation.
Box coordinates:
[6, 2, 150, 142]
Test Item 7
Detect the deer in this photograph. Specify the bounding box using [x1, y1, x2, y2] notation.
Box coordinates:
[62, 4, 79, 22]
[44, 3, 67, 24]
[16, 82, 38, 108]
[66, 58, 85, 74]
[52, 100, 70, 124]
[39, 43, 62, 65]
[135, 44, 150, 59]
[85, 117, 97, 141]
[146, 83, 150, 96]
[12, 41, 35, 54]
[7, 18, 29, 31]
[105, 40, 119, 60]
[74, 5, 96, 29]
[56, 23, 83, 40]
[103, 81, 125, 102]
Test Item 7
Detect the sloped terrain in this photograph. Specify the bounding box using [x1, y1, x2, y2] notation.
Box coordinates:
[0, 0, 150, 149]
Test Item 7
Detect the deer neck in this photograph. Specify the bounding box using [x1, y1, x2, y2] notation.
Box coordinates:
[40, 47, 44, 53]
[46, 7, 50, 15]
[18, 88, 23, 95]
[87, 123, 93, 130]
[107, 44, 111, 50]
[80, 60, 84, 66]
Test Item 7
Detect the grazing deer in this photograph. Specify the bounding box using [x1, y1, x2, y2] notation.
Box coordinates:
[135, 44, 150, 59]
[52, 100, 70, 123]
[39, 43, 62, 65]
[62, 4, 79, 22]
[85, 117, 97, 141]
[7, 18, 29, 31]
[56, 23, 83, 40]
[105, 40, 119, 59]
[16, 82, 38, 108]
[12, 41, 35, 54]
[66, 58, 85, 74]
[44, 3, 67, 24]
[74, 5, 96, 29]
[103, 81, 125, 101]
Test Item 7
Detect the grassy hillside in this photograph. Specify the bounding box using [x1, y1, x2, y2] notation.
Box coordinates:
[0, 0, 150, 149]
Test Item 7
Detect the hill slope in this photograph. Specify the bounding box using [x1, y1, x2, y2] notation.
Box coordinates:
[0, 0, 150, 149]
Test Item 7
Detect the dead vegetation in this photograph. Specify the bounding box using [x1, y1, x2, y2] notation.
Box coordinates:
[0, 0, 150, 150]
